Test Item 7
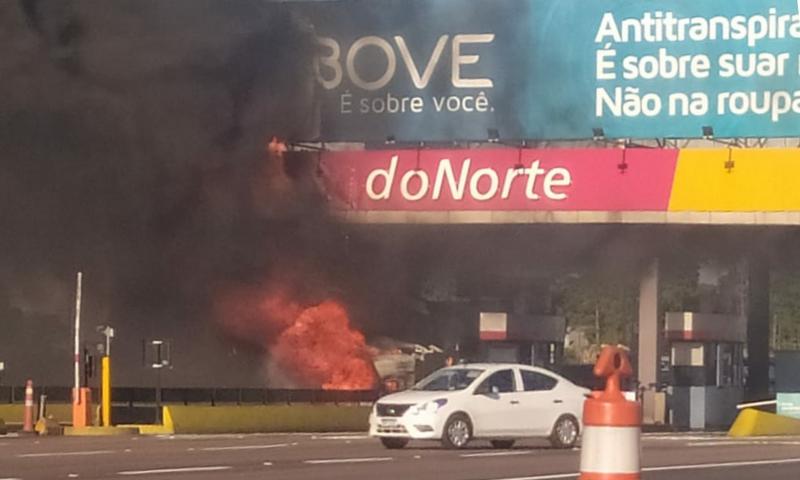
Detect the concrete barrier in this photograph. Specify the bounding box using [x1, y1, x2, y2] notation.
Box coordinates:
[64, 426, 138, 436]
[165, 404, 371, 434]
[0, 404, 73, 426]
[729, 408, 800, 437]
[0, 403, 372, 434]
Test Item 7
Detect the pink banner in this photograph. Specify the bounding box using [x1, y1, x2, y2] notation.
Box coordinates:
[321, 148, 678, 211]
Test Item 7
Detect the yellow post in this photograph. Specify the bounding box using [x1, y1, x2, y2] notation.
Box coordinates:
[101, 355, 111, 427]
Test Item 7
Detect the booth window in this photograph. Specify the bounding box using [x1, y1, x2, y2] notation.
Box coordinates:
[716, 343, 743, 387]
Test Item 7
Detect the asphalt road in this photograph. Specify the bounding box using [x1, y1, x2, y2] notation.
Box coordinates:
[1, 432, 799, 480]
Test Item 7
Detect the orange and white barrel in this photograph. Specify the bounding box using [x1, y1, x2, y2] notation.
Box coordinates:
[22, 379, 34, 433]
[579, 347, 641, 480]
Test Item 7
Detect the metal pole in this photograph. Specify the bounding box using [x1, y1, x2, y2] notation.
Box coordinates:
[101, 356, 111, 427]
[100, 326, 114, 427]
[155, 366, 162, 424]
[73, 272, 82, 403]
[38, 394, 47, 421]
[155, 341, 163, 424]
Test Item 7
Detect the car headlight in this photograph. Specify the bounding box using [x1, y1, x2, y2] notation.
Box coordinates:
[409, 398, 448, 415]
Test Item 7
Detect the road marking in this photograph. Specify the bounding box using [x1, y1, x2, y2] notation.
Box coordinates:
[687, 440, 800, 447]
[644, 457, 800, 472]
[312, 435, 370, 440]
[16, 450, 114, 458]
[198, 443, 289, 451]
[263, 462, 273, 466]
[118, 466, 232, 476]
[461, 450, 533, 458]
[489, 474, 577, 480]
[486, 457, 800, 480]
[0, 477, 23, 480]
[304, 457, 393, 465]
[643, 434, 724, 441]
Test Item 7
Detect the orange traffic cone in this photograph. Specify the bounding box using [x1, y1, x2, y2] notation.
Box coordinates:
[579, 346, 641, 480]
[22, 379, 35, 433]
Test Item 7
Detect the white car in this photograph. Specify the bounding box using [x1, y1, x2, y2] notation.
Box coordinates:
[369, 363, 590, 449]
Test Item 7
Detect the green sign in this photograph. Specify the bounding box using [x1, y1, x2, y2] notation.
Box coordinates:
[777, 393, 800, 419]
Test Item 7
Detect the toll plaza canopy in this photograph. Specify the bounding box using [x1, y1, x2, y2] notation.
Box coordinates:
[320, 148, 800, 225]
[293, 0, 800, 226]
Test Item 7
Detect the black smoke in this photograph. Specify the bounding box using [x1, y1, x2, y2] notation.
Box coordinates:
[0, 0, 329, 387]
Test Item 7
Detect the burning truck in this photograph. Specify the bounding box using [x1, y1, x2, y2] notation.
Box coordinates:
[371, 338, 445, 393]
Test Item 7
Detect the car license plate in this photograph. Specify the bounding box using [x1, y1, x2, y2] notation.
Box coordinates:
[380, 418, 398, 426]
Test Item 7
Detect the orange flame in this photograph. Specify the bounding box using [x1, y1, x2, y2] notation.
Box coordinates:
[216, 285, 376, 390]
[267, 136, 287, 156]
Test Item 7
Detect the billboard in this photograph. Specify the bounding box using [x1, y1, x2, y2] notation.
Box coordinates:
[319, 148, 800, 213]
[295, 0, 800, 141]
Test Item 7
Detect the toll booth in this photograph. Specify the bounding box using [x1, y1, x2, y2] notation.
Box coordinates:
[478, 312, 565, 368]
[775, 351, 800, 419]
[665, 312, 746, 430]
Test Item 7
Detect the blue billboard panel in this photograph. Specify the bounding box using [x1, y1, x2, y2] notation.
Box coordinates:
[293, 0, 800, 141]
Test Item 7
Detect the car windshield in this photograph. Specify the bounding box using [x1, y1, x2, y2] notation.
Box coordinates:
[412, 368, 485, 391]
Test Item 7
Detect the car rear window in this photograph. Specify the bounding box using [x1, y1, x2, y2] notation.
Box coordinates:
[476, 369, 516, 393]
[521, 370, 558, 391]
[413, 368, 485, 391]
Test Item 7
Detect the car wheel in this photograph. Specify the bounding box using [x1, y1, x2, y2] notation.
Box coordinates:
[549, 415, 579, 449]
[442, 413, 472, 449]
[380, 438, 409, 449]
[490, 440, 515, 449]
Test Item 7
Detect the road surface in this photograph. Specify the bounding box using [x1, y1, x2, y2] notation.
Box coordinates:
[1, 432, 799, 479]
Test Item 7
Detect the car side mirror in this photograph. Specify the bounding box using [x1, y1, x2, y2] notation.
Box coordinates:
[491, 385, 500, 394]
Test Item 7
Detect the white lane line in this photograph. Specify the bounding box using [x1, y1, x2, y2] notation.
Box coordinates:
[304, 457, 393, 465]
[263, 462, 273, 466]
[487, 457, 800, 480]
[687, 440, 800, 447]
[198, 443, 290, 451]
[312, 435, 370, 440]
[0, 477, 23, 480]
[488, 474, 577, 480]
[461, 450, 533, 458]
[644, 457, 800, 472]
[16, 450, 115, 458]
[643, 434, 723, 441]
[118, 466, 232, 476]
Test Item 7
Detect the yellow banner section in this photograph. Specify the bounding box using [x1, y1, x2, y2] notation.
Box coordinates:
[670, 149, 800, 212]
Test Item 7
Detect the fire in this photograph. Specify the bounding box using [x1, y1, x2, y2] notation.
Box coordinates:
[216, 285, 376, 390]
[272, 301, 376, 390]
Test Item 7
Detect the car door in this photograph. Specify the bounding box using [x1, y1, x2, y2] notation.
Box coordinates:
[468, 368, 521, 437]
[518, 368, 562, 436]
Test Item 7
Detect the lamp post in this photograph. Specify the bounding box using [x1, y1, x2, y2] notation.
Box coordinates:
[146, 339, 171, 424]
